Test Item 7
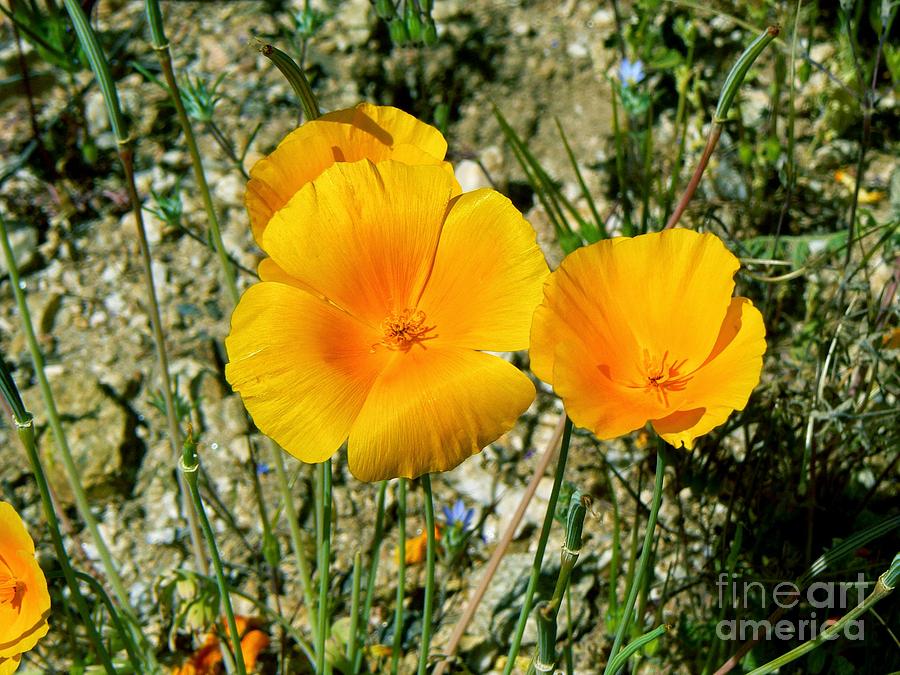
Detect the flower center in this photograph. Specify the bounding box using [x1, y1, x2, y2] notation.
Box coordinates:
[642, 349, 691, 406]
[377, 308, 435, 351]
[0, 571, 24, 611]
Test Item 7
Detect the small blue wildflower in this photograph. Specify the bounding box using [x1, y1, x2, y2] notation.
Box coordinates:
[256, 462, 271, 476]
[619, 58, 645, 89]
[442, 499, 475, 531]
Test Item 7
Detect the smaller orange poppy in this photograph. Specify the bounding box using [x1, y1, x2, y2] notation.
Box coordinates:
[171, 616, 269, 674]
[400, 525, 442, 566]
[530, 228, 766, 448]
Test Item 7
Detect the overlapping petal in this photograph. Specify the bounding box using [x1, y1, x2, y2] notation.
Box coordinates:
[651, 297, 766, 448]
[348, 347, 535, 481]
[246, 102, 452, 243]
[263, 160, 456, 327]
[530, 228, 765, 449]
[417, 189, 550, 351]
[225, 282, 389, 464]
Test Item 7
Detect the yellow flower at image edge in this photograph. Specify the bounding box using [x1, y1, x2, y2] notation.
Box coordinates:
[226, 159, 549, 481]
[0, 502, 51, 675]
[531, 228, 766, 449]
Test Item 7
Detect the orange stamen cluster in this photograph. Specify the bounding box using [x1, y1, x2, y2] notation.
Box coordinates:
[379, 308, 435, 351]
[0, 565, 24, 610]
[642, 349, 691, 406]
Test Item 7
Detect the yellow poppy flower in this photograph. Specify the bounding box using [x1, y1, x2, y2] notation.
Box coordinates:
[245, 102, 453, 245]
[0, 502, 51, 675]
[226, 159, 549, 481]
[530, 228, 766, 449]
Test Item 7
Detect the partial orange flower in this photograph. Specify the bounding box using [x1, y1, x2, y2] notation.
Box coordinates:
[246, 102, 453, 245]
[531, 228, 766, 449]
[226, 159, 549, 481]
[171, 616, 269, 675]
[400, 525, 442, 565]
[0, 502, 51, 675]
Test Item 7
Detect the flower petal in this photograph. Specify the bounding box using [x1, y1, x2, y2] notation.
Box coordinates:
[652, 297, 766, 448]
[417, 189, 549, 351]
[551, 330, 672, 440]
[263, 160, 457, 326]
[0, 503, 50, 659]
[225, 283, 389, 463]
[532, 229, 741, 390]
[257, 258, 324, 297]
[606, 229, 740, 374]
[348, 348, 534, 481]
[0, 505, 34, 557]
[0, 559, 49, 658]
[246, 103, 450, 242]
[530, 241, 646, 388]
[0, 654, 20, 675]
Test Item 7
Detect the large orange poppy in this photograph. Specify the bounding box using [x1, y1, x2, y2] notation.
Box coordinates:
[530, 229, 766, 448]
[227, 159, 549, 481]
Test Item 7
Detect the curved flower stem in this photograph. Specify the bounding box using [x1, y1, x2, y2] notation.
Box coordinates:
[418, 474, 437, 675]
[662, 124, 722, 231]
[501, 417, 574, 675]
[347, 551, 363, 665]
[315, 459, 333, 673]
[272, 446, 319, 648]
[257, 42, 321, 122]
[12, 414, 116, 674]
[181, 430, 247, 675]
[353, 480, 388, 674]
[1, 212, 156, 671]
[663, 26, 779, 231]
[391, 479, 407, 675]
[62, 0, 207, 576]
[603, 448, 667, 675]
[144, 0, 239, 304]
[746, 556, 898, 675]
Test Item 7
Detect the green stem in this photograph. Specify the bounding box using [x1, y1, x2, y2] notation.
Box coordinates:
[531, 491, 588, 674]
[418, 475, 437, 675]
[347, 552, 363, 664]
[316, 459, 333, 673]
[610, 87, 633, 236]
[0, 212, 155, 670]
[72, 570, 143, 669]
[62, 0, 208, 576]
[606, 624, 669, 674]
[639, 100, 654, 235]
[13, 417, 116, 674]
[273, 446, 319, 647]
[502, 417, 574, 675]
[746, 558, 898, 675]
[663, 37, 695, 224]
[354, 481, 388, 674]
[391, 479, 407, 675]
[144, 0, 239, 304]
[663, 25, 779, 231]
[603, 449, 666, 674]
[181, 431, 247, 675]
[564, 586, 574, 674]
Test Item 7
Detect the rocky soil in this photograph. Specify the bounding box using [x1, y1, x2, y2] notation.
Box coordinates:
[0, 0, 896, 673]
